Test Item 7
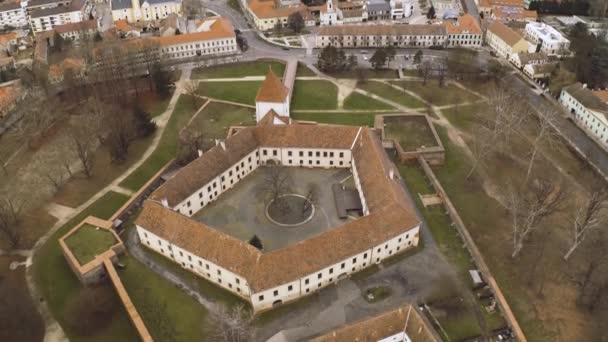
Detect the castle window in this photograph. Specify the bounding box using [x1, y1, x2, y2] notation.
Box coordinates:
[273, 290, 278, 296]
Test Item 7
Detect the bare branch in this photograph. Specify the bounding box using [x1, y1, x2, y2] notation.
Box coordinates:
[564, 188, 608, 260]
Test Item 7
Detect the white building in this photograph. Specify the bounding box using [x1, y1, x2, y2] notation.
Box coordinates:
[560, 83, 608, 149]
[316, 24, 448, 48]
[390, 0, 412, 20]
[54, 19, 97, 41]
[29, 0, 92, 33]
[111, 0, 181, 23]
[135, 122, 422, 312]
[320, 0, 341, 26]
[255, 67, 290, 122]
[443, 14, 483, 48]
[508, 51, 548, 69]
[0, 2, 28, 29]
[524, 22, 570, 56]
[158, 16, 238, 60]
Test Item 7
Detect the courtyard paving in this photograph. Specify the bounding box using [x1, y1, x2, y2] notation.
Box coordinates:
[192, 166, 354, 251]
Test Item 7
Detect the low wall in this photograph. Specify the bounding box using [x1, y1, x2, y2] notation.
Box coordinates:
[417, 157, 527, 342]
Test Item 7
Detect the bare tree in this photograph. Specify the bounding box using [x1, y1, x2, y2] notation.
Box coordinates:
[482, 87, 525, 148]
[70, 124, 96, 178]
[206, 304, 255, 342]
[303, 183, 319, 213]
[525, 108, 560, 183]
[435, 58, 448, 88]
[506, 178, 565, 258]
[417, 60, 433, 85]
[564, 188, 608, 260]
[466, 125, 493, 179]
[45, 172, 64, 193]
[0, 195, 24, 249]
[263, 161, 291, 210]
[176, 127, 204, 165]
[184, 80, 201, 109]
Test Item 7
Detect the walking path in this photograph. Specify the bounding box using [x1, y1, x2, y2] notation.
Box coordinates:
[25, 67, 191, 342]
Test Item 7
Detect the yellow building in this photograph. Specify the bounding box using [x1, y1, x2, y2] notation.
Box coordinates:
[111, 0, 182, 23]
[486, 21, 529, 59]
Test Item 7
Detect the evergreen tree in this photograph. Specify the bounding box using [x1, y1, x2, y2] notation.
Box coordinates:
[427, 6, 436, 19]
[249, 235, 263, 250]
[414, 49, 423, 64]
[132, 104, 157, 138]
[370, 48, 388, 69]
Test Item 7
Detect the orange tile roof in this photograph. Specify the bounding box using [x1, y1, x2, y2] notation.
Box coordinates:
[0, 32, 16, 47]
[54, 20, 97, 34]
[0, 82, 20, 118]
[487, 21, 525, 47]
[114, 19, 131, 32]
[479, 0, 523, 7]
[312, 305, 440, 342]
[157, 16, 235, 46]
[49, 57, 85, 78]
[139, 123, 421, 292]
[248, 0, 306, 19]
[493, 6, 537, 22]
[255, 67, 289, 103]
[444, 14, 482, 34]
[592, 90, 608, 104]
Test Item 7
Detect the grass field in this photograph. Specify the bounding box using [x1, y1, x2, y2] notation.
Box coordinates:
[326, 68, 398, 79]
[192, 60, 285, 79]
[291, 80, 338, 110]
[33, 191, 138, 342]
[441, 102, 489, 131]
[120, 95, 200, 191]
[65, 224, 117, 265]
[296, 62, 316, 77]
[384, 115, 438, 151]
[358, 81, 425, 108]
[392, 81, 480, 106]
[119, 255, 209, 341]
[197, 81, 260, 106]
[189, 102, 256, 149]
[291, 112, 376, 126]
[343, 92, 394, 110]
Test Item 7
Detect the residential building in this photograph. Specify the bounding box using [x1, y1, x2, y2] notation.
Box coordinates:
[111, 0, 182, 23]
[135, 120, 422, 312]
[524, 22, 570, 56]
[0, 2, 28, 29]
[158, 16, 238, 60]
[366, 0, 391, 20]
[337, 1, 367, 24]
[390, 0, 413, 20]
[247, 0, 309, 31]
[311, 305, 440, 341]
[48, 57, 85, 83]
[559, 83, 608, 149]
[255, 68, 290, 121]
[522, 62, 556, 81]
[491, 6, 537, 23]
[54, 19, 97, 41]
[29, 0, 92, 33]
[316, 24, 448, 48]
[444, 14, 483, 47]
[0, 80, 22, 121]
[508, 51, 548, 69]
[486, 21, 529, 59]
[477, 0, 524, 15]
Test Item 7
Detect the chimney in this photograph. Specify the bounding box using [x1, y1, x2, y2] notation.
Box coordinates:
[197, 149, 203, 157]
[215, 139, 220, 146]
[161, 198, 169, 208]
[389, 169, 394, 180]
[582, 83, 587, 89]
[220, 141, 226, 151]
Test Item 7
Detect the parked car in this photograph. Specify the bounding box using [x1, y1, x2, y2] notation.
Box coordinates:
[282, 47, 290, 51]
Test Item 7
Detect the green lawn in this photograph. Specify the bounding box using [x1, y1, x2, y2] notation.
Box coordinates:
[291, 80, 338, 110]
[392, 81, 481, 106]
[343, 92, 394, 110]
[65, 224, 117, 265]
[188, 102, 256, 149]
[119, 95, 200, 191]
[192, 60, 285, 79]
[384, 116, 438, 151]
[326, 68, 398, 79]
[292, 112, 375, 126]
[364, 286, 392, 303]
[296, 62, 317, 77]
[197, 81, 261, 106]
[358, 81, 425, 108]
[119, 256, 208, 341]
[441, 102, 489, 131]
[32, 191, 138, 342]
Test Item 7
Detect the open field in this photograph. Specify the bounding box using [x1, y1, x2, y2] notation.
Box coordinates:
[325, 68, 399, 79]
[384, 115, 438, 151]
[296, 63, 316, 77]
[291, 112, 376, 126]
[358, 81, 425, 108]
[343, 92, 394, 110]
[197, 81, 260, 105]
[392, 81, 481, 106]
[33, 191, 138, 342]
[291, 80, 338, 110]
[120, 95, 200, 191]
[192, 60, 285, 79]
[188, 101, 255, 149]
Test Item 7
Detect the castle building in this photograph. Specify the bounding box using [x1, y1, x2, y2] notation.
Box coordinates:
[135, 118, 422, 312]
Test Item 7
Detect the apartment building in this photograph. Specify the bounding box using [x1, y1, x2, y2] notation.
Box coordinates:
[444, 14, 483, 47]
[560, 83, 608, 149]
[524, 22, 570, 56]
[315, 24, 448, 48]
[29, 0, 92, 33]
[486, 21, 529, 58]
